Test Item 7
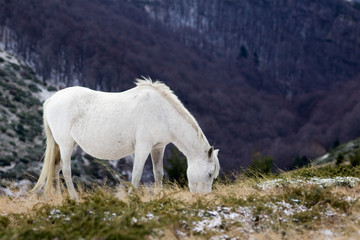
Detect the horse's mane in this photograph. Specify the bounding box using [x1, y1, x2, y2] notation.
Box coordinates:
[135, 77, 208, 143]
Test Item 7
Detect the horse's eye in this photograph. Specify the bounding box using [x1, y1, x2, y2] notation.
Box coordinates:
[208, 172, 212, 178]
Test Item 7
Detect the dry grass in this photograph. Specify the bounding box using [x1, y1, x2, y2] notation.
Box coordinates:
[0, 194, 62, 215]
[0, 171, 359, 239]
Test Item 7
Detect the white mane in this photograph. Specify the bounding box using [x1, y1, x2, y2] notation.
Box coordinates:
[135, 77, 207, 143]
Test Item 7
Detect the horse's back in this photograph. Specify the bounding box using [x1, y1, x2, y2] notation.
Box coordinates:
[45, 87, 91, 113]
[44, 86, 172, 160]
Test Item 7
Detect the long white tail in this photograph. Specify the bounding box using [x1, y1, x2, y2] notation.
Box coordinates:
[32, 99, 60, 194]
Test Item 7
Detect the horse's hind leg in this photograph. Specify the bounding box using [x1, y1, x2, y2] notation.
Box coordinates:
[59, 143, 78, 200]
[151, 147, 165, 188]
[54, 158, 62, 195]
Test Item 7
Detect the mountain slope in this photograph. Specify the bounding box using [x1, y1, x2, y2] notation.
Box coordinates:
[313, 138, 360, 166]
[142, 0, 360, 96]
[0, 50, 44, 179]
[0, 0, 359, 169]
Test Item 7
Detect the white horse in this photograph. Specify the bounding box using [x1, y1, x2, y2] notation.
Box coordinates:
[32, 78, 220, 200]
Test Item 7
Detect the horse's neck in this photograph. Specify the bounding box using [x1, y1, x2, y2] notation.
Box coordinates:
[171, 120, 209, 160]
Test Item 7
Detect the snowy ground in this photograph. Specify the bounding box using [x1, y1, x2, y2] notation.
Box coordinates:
[0, 49, 20, 65]
[257, 176, 360, 190]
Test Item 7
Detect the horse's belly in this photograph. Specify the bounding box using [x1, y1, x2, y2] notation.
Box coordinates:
[78, 139, 134, 160]
[71, 125, 135, 160]
[85, 143, 134, 160]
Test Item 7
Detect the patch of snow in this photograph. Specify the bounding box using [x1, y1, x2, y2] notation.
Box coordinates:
[36, 84, 56, 102]
[13, 179, 32, 196]
[0, 179, 32, 197]
[257, 177, 360, 190]
[190, 194, 348, 237]
[176, 230, 187, 237]
[264, 201, 311, 217]
[320, 229, 334, 240]
[0, 50, 20, 65]
[102, 211, 118, 221]
[324, 209, 336, 217]
[0, 162, 16, 171]
[146, 213, 154, 220]
[109, 160, 119, 169]
[317, 153, 330, 162]
[193, 206, 256, 234]
[47, 208, 72, 222]
[0, 187, 14, 197]
[211, 234, 239, 240]
[193, 215, 222, 232]
[50, 209, 61, 215]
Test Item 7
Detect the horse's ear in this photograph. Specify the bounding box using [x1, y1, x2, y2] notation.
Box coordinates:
[208, 146, 214, 159]
[214, 149, 219, 157]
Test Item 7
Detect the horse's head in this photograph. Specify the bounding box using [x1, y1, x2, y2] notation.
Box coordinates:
[187, 146, 220, 194]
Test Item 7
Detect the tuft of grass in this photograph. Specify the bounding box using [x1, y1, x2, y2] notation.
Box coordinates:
[350, 149, 360, 167]
[286, 165, 360, 178]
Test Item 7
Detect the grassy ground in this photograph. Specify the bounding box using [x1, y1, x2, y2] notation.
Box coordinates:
[0, 166, 359, 240]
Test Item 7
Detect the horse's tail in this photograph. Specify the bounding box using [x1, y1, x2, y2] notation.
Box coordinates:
[32, 99, 60, 194]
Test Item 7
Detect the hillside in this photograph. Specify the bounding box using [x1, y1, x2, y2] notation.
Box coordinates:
[0, 50, 44, 180]
[142, 0, 360, 96]
[313, 137, 360, 166]
[0, 0, 360, 169]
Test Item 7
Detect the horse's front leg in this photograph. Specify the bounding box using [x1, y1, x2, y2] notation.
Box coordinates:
[151, 147, 165, 188]
[131, 142, 152, 189]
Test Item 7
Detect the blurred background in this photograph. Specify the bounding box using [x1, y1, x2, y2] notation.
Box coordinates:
[0, 0, 359, 186]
